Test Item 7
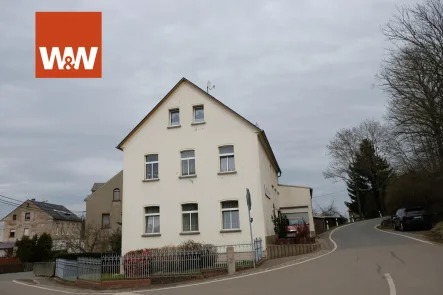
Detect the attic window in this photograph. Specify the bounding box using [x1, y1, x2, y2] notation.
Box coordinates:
[169, 109, 180, 126]
[113, 188, 121, 201]
[25, 212, 30, 221]
[12, 214, 17, 221]
[193, 105, 204, 123]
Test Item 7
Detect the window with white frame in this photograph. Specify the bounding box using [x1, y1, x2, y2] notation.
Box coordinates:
[113, 188, 121, 201]
[219, 146, 235, 172]
[181, 150, 196, 176]
[145, 154, 159, 179]
[9, 229, 15, 238]
[145, 206, 160, 234]
[221, 201, 240, 229]
[182, 203, 199, 232]
[193, 105, 204, 123]
[169, 109, 180, 126]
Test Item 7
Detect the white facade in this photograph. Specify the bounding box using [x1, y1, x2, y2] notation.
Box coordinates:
[118, 78, 313, 254]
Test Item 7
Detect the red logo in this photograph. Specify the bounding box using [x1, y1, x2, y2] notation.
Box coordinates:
[35, 12, 102, 78]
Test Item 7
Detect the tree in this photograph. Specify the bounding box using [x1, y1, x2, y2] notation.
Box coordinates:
[357, 139, 394, 215]
[35, 233, 53, 262]
[379, 0, 443, 175]
[324, 119, 391, 217]
[15, 235, 37, 263]
[15, 233, 53, 263]
[345, 160, 371, 218]
[109, 227, 122, 254]
[271, 211, 289, 239]
[62, 222, 110, 253]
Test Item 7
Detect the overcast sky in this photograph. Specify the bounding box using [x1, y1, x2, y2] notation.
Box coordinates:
[0, 0, 417, 219]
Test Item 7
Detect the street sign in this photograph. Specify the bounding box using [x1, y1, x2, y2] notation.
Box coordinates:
[246, 188, 251, 210]
[246, 188, 255, 268]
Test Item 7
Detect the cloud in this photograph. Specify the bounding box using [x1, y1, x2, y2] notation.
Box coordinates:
[0, 0, 418, 219]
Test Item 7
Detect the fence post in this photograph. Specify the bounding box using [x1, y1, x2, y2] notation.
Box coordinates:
[227, 246, 236, 275]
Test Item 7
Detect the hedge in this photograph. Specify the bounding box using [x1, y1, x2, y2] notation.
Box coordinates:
[53, 252, 117, 260]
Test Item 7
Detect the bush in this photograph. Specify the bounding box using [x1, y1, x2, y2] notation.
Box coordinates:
[427, 222, 443, 242]
[15, 234, 53, 263]
[123, 240, 218, 276]
[53, 252, 103, 260]
[272, 211, 289, 239]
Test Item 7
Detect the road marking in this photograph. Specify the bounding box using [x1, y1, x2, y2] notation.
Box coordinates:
[384, 273, 396, 295]
[13, 223, 353, 294]
[374, 225, 434, 245]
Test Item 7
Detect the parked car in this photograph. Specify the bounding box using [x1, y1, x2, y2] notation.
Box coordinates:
[286, 217, 309, 238]
[392, 207, 432, 231]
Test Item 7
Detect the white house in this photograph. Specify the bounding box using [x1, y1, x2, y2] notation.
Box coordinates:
[117, 78, 314, 255]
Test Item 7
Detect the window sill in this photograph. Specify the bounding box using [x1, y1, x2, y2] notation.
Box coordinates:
[141, 233, 161, 237]
[167, 125, 181, 129]
[218, 171, 237, 175]
[191, 121, 206, 126]
[180, 231, 200, 235]
[142, 178, 160, 183]
[220, 229, 241, 233]
[179, 175, 197, 179]
[112, 200, 121, 202]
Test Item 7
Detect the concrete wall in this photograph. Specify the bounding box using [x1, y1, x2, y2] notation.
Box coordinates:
[34, 262, 55, 277]
[120, 82, 266, 253]
[85, 171, 123, 233]
[267, 243, 320, 259]
[277, 185, 315, 236]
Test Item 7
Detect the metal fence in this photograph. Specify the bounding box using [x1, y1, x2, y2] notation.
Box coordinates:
[56, 240, 264, 282]
[56, 259, 78, 281]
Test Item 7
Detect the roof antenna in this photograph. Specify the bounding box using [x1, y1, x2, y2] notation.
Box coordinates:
[207, 81, 215, 93]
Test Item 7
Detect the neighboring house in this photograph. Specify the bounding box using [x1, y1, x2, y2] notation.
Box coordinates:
[116, 77, 314, 255]
[85, 170, 123, 232]
[0, 199, 82, 250]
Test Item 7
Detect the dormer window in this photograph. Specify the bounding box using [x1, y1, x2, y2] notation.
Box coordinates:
[193, 105, 204, 123]
[169, 109, 180, 126]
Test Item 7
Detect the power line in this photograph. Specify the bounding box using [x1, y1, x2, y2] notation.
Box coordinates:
[0, 194, 23, 204]
[0, 195, 84, 217]
[313, 189, 347, 198]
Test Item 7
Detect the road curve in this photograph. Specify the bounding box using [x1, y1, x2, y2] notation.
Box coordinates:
[4, 218, 443, 295]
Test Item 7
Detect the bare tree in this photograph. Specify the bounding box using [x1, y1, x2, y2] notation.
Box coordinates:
[61, 222, 110, 253]
[315, 201, 342, 217]
[379, 0, 443, 175]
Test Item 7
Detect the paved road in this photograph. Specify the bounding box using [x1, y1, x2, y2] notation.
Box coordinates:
[2, 218, 443, 294]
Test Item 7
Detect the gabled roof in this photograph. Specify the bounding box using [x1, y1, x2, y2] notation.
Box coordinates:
[84, 170, 123, 202]
[116, 77, 281, 174]
[91, 183, 105, 193]
[31, 200, 81, 222]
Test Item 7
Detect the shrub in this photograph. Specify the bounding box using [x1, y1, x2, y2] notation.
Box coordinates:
[123, 240, 219, 276]
[15, 233, 53, 263]
[272, 211, 289, 238]
[53, 252, 103, 260]
[15, 235, 37, 263]
[427, 222, 443, 242]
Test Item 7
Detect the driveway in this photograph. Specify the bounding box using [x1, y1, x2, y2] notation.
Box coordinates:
[4, 218, 443, 294]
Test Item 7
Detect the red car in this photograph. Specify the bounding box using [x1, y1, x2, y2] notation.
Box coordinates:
[286, 217, 309, 238]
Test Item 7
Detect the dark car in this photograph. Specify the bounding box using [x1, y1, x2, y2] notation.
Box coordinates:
[392, 207, 432, 231]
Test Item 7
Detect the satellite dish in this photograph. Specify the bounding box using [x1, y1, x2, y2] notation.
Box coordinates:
[207, 80, 215, 92]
